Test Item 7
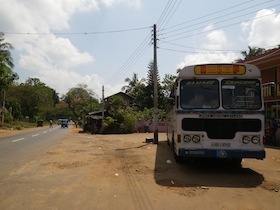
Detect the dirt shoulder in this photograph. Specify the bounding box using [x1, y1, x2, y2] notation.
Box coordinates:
[0, 127, 41, 138]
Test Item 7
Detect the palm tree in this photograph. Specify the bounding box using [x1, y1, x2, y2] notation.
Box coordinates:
[121, 73, 145, 95]
[0, 32, 17, 90]
[241, 46, 265, 60]
[0, 32, 18, 126]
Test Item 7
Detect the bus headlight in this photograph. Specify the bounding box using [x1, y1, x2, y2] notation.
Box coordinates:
[242, 136, 250, 144]
[183, 135, 191, 143]
[251, 136, 260, 144]
[192, 135, 200, 143]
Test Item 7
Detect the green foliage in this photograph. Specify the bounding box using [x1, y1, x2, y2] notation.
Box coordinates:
[0, 33, 18, 90]
[5, 78, 60, 121]
[62, 84, 100, 120]
[101, 117, 116, 133]
[102, 96, 136, 133]
[120, 113, 136, 133]
[162, 74, 177, 98]
[241, 46, 265, 59]
[134, 107, 166, 121]
[141, 61, 166, 110]
[3, 120, 36, 130]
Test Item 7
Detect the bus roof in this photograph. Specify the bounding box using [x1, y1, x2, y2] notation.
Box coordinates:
[178, 63, 261, 78]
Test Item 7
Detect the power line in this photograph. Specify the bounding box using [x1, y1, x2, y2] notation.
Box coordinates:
[3, 26, 151, 36]
[163, 10, 280, 42]
[163, 0, 260, 31]
[103, 0, 182, 92]
[104, 30, 152, 89]
[159, 41, 242, 52]
[159, 47, 240, 54]
[157, 0, 174, 27]
[157, 0, 182, 30]
[161, 1, 277, 37]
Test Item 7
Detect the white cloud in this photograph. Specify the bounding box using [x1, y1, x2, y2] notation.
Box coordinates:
[177, 51, 238, 69]
[206, 30, 227, 45]
[243, 9, 280, 47]
[19, 36, 94, 70]
[0, 0, 140, 97]
[178, 26, 238, 69]
[0, 0, 101, 96]
[203, 23, 214, 32]
[100, 0, 141, 8]
[201, 29, 228, 51]
[0, 0, 99, 32]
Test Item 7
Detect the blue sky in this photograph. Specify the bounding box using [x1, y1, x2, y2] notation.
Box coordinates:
[1, 0, 280, 99]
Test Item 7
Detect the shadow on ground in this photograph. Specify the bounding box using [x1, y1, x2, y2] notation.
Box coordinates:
[154, 140, 264, 188]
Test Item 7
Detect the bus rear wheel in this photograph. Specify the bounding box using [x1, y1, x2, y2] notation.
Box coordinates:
[231, 158, 242, 166]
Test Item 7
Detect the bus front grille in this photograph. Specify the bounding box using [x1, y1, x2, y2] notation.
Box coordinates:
[182, 118, 262, 139]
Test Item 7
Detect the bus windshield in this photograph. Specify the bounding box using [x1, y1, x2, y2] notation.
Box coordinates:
[180, 79, 219, 109]
[222, 79, 262, 110]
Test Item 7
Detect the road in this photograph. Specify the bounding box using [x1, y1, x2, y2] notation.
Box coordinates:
[0, 126, 70, 176]
[0, 127, 279, 210]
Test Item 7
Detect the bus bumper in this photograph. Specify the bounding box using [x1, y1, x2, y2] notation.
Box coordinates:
[179, 148, 266, 159]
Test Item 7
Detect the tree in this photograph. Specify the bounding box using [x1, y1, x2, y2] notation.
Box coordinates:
[121, 72, 145, 95]
[240, 46, 265, 60]
[102, 95, 136, 133]
[62, 84, 100, 120]
[6, 78, 60, 121]
[0, 32, 18, 90]
[142, 61, 165, 109]
[0, 33, 18, 126]
[122, 72, 146, 111]
[162, 74, 176, 98]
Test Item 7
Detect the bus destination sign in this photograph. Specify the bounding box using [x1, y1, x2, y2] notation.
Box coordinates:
[195, 65, 246, 75]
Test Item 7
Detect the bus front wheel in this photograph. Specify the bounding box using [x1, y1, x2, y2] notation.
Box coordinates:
[232, 158, 242, 165]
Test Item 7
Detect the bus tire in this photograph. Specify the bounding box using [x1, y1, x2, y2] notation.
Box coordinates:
[172, 140, 183, 163]
[167, 138, 170, 146]
[232, 158, 242, 165]
[174, 151, 184, 164]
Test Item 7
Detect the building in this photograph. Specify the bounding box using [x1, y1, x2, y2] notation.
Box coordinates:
[242, 48, 280, 124]
[83, 92, 135, 133]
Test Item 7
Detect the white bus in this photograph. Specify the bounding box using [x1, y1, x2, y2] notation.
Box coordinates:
[166, 63, 266, 164]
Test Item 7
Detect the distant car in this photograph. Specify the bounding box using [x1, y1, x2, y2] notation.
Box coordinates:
[58, 119, 63, 125]
[61, 119, 68, 128]
[37, 120, 44, 127]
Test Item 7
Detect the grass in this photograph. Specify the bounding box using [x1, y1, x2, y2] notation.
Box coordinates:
[1, 121, 36, 130]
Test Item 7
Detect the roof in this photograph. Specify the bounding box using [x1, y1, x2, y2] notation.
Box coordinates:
[104, 92, 135, 101]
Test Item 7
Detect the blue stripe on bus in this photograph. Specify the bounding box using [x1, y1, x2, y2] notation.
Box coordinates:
[179, 148, 265, 159]
[175, 110, 265, 115]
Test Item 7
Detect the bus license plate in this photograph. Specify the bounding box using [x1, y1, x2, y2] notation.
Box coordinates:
[211, 142, 231, 147]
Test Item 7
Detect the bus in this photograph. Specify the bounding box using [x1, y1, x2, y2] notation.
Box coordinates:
[166, 63, 266, 164]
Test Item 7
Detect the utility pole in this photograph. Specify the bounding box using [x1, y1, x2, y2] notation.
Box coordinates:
[1, 90, 6, 127]
[102, 85, 104, 123]
[153, 24, 158, 144]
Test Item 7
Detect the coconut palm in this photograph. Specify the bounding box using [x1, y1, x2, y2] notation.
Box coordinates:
[241, 46, 265, 59]
[121, 72, 145, 95]
[0, 32, 17, 90]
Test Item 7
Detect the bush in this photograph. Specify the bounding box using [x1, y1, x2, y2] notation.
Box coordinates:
[120, 114, 136, 133]
[101, 117, 117, 133]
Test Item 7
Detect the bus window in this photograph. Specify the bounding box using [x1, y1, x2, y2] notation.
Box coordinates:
[222, 79, 261, 110]
[180, 79, 219, 109]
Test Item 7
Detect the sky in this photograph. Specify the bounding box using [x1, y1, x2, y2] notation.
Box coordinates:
[1, 0, 280, 100]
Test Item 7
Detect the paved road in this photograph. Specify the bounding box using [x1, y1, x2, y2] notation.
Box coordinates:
[0, 126, 71, 180]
